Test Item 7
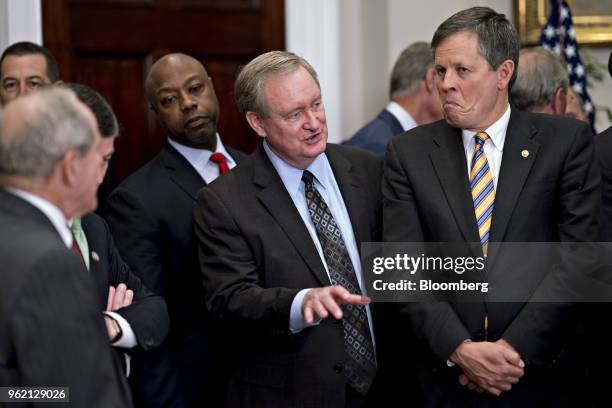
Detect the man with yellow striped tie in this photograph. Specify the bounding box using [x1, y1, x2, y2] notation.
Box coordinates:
[383, 6, 599, 407]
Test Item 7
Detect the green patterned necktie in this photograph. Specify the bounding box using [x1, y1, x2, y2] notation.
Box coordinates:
[71, 217, 90, 271]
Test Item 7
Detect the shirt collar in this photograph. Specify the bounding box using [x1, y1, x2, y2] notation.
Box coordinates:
[262, 141, 329, 199]
[5, 187, 72, 248]
[386, 101, 417, 131]
[167, 133, 236, 169]
[462, 104, 511, 152]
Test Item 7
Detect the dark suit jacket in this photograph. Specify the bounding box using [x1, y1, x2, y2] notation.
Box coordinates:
[105, 142, 245, 408]
[194, 143, 383, 407]
[81, 212, 169, 351]
[0, 189, 132, 407]
[596, 126, 612, 241]
[343, 109, 404, 155]
[383, 110, 599, 406]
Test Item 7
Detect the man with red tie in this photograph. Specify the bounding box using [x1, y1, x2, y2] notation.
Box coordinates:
[105, 53, 245, 408]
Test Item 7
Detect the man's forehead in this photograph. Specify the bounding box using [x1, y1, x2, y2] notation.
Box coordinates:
[150, 58, 206, 87]
[1, 53, 49, 80]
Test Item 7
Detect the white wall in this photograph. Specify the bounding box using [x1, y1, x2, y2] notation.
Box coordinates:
[0, 0, 42, 54]
[286, 0, 612, 140]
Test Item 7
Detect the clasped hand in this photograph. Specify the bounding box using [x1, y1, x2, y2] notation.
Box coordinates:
[451, 339, 525, 396]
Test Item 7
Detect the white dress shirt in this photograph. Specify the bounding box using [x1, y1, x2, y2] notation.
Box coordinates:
[461, 105, 511, 189]
[386, 101, 418, 132]
[168, 133, 236, 183]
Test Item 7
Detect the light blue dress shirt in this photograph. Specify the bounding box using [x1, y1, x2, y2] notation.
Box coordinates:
[262, 142, 375, 341]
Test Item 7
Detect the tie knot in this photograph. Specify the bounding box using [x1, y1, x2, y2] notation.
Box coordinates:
[210, 152, 226, 165]
[71, 217, 83, 234]
[210, 152, 230, 175]
[302, 170, 315, 185]
[475, 131, 489, 145]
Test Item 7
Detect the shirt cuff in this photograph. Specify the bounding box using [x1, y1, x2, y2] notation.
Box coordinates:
[104, 311, 137, 349]
[289, 288, 322, 333]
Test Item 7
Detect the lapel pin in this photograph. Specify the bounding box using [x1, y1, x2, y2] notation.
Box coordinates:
[91, 251, 100, 262]
[521, 150, 529, 158]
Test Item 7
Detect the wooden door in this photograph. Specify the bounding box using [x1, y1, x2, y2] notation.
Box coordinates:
[43, 0, 284, 182]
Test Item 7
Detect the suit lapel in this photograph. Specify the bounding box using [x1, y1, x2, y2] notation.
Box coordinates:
[160, 143, 207, 200]
[429, 125, 481, 243]
[80, 215, 107, 309]
[489, 110, 539, 243]
[253, 145, 331, 287]
[326, 145, 368, 250]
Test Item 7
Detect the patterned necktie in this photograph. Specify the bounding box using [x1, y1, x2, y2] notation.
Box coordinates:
[470, 131, 495, 256]
[210, 152, 230, 175]
[71, 217, 90, 270]
[302, 170, 377, 395]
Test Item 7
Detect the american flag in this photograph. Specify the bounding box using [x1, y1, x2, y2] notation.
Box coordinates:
[539, 0, 596, 132]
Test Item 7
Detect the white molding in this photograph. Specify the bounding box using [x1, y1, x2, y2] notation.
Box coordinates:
[0, 0, 42, 54]
[285, 0, 342, 142]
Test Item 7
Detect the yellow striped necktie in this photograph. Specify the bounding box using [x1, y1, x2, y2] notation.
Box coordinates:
[470, 131, 495, 256]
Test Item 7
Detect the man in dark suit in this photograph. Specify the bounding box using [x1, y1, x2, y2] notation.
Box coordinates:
[195, 51, 383, 407]
[383, 7, 599, 406]
[0, 41, 60, 105]
[510, 46, 568, 115]
[343, 41, 443, 155]
[0, 88, 131, 407]
[64, 83, 170, 373]
[596, 52, 612, 242]
[105, 53, 245, 407]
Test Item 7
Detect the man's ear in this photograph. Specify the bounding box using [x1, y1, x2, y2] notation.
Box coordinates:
[497, 59, 515, 90]
[552, 87, 568, 115]
[60, 149, 79, 186]
[424, 68, 437, 93]
[245, 112, 267, 138]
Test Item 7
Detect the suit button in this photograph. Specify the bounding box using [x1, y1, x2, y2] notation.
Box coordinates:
[333, 363, 344, 373]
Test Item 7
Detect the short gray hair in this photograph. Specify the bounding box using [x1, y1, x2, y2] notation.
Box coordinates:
[0, 87, 95, 180]
[234, 51, 320, 117]
[510, 47, 568, 112]
[390, 41, 434, 99]
[431, 6, 519, 90]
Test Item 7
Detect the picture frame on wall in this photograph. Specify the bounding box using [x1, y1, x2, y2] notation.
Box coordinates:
[515, 0, 612, 46]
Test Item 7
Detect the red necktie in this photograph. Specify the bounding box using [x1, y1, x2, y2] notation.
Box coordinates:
[71, 233, 84, 263]
[210, 152, 230, 175]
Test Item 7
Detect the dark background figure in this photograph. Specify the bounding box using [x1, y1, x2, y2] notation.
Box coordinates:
[510, 46, 568, 116]
[343, 41, 443, 155]
[64, 82, 170, 377]
[105, 53, 245, 408]
[0, 41, 118, 215]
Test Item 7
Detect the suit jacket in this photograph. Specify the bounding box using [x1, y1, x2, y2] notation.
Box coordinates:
[0, 190, 132, 407]
[81, 212, 169, 351]
[105, 142, 245, 408]
[194, 143, 383, 407]
[343, 109, 404, 155]
[383, 110, 599, 406]
[596, 126, 612, 241]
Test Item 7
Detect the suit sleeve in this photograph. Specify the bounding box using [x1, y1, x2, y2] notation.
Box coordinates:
[11, 249, 131, 407]
[101, 217, 170, 350]
[194, 186, 300, 333]
[596, 134, 612, 241]
[383, 138, 472, 361]
[503, 122, 600, 365]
